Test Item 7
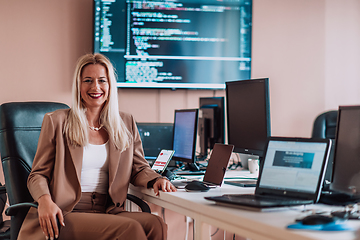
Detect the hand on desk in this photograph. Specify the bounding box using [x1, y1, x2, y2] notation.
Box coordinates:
[153, 177, 177, 196]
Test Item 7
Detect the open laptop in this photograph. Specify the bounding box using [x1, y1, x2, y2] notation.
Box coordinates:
[205, 137, 332, 210]
[172, 143, 234, 188]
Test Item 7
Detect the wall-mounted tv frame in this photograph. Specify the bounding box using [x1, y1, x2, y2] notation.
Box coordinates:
[93, 0, 252, 89]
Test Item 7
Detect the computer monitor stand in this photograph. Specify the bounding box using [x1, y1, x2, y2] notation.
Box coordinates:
[162, 169, 176, 181]
[238, 153, 260, 170]
[185, 162, 200, 172]
[162, 164, 201, 180]
[319, 190, 360, 206]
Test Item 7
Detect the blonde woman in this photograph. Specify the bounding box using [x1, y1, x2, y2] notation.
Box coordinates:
[18, 53, 176, 240]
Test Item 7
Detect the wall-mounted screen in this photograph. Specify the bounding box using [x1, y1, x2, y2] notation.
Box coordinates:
[93, 0, 252, 89]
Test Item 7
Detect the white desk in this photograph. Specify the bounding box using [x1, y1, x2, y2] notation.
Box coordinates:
[129, 171, 360, 240]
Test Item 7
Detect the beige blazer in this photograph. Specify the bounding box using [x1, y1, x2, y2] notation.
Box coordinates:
[18, 109, 161, 239]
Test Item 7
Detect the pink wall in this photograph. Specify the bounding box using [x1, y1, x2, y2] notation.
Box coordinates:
[325, 0, 360, 109]
[252, 0, 327, 137]
[0, 0, 93, 105]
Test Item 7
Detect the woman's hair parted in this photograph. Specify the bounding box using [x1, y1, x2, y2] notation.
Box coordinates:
[64, 53, 132, 151]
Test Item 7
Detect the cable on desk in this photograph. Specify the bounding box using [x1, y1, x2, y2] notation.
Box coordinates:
[228, 153, 242, 170]
[185, 216, 192, 240]
[210, 227, 219, 237]
[161, 207, 166, 223]
[195, 151, 208, 161]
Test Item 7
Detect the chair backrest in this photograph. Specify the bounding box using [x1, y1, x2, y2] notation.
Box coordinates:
[0, 102, 69, 239]
[312, 110, 338, 139]
[311, 110, 338, 188]
[311, 110, 338, 139]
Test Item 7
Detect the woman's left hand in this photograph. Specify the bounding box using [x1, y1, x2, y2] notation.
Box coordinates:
[153, 177, 177, 196]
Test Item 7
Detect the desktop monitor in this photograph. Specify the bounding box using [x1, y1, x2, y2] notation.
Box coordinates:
[225, 78, 271, 160]
[198, 97, 225, 157]
[93, 0, 252, 89]
[172, 109, 199, 170]
[136, 122, 173, 161]
[330, 105, 360, 195]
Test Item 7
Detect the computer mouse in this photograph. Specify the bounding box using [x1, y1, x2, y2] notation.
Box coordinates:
[300, 215, 335, 225]
[185, 181, 210, 192]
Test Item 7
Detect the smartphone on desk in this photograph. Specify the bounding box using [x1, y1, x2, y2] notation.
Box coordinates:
[151, 149, 175, 174]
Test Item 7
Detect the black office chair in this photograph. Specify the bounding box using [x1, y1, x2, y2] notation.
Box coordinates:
[0, 183, 10, 239]
[0, 102, 150, 240]
[311, 110, 338, 139]
[311, 110, 338, 192]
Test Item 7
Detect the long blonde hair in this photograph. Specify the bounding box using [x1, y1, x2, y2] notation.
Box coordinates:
[64, 53, 132, 151]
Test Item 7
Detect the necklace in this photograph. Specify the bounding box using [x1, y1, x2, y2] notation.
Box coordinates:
[89, 125, 103, 131]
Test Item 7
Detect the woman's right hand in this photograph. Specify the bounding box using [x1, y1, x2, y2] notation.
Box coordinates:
[37, 194, 65, 240]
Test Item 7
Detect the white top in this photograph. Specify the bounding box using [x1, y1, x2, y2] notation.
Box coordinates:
[80, 142, 109, 194]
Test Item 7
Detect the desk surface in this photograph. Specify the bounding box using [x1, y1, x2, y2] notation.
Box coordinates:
[129, 171, 360, 240]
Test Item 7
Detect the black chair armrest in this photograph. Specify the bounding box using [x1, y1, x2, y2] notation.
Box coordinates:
[6, 195, 151, 215]
[0, 185, 6, 195]
[3, 194, 149, 239]
[126, 194, 151, 213]
[6, 202, 61, 239]
[5, 202, 38, 216]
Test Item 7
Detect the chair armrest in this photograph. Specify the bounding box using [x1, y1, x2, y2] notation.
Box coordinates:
[126, 194, 151, 213]
[6, 201, 61, 239]
[5, 202, 38, 216]
[5, 196, 149, 226]
[0, 185, 6, 195]
[6, 195, 151, 214]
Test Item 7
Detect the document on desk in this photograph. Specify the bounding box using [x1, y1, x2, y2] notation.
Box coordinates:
[205, 137, 332, 210]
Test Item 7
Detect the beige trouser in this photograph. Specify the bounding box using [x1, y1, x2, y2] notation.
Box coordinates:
[58, 192, 167, 240]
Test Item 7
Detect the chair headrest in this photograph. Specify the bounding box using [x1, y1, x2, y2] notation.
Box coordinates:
[0, 102, 70, 167]
[0, 102, 69, 130]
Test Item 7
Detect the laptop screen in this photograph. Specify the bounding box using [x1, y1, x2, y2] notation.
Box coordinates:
[258, 139, 329, 194]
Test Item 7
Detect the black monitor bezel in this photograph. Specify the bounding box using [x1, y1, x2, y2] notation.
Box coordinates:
[330, 105, 360, 195]
[171, 109, 199, 164]
[198, 97, 225, 156]
[92, 0, 253, 90]
[136, 122, 174, 160]
[225, 78, 271, 159]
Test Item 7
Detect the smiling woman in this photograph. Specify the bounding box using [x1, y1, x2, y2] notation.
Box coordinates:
[17, 53, 177, 240]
